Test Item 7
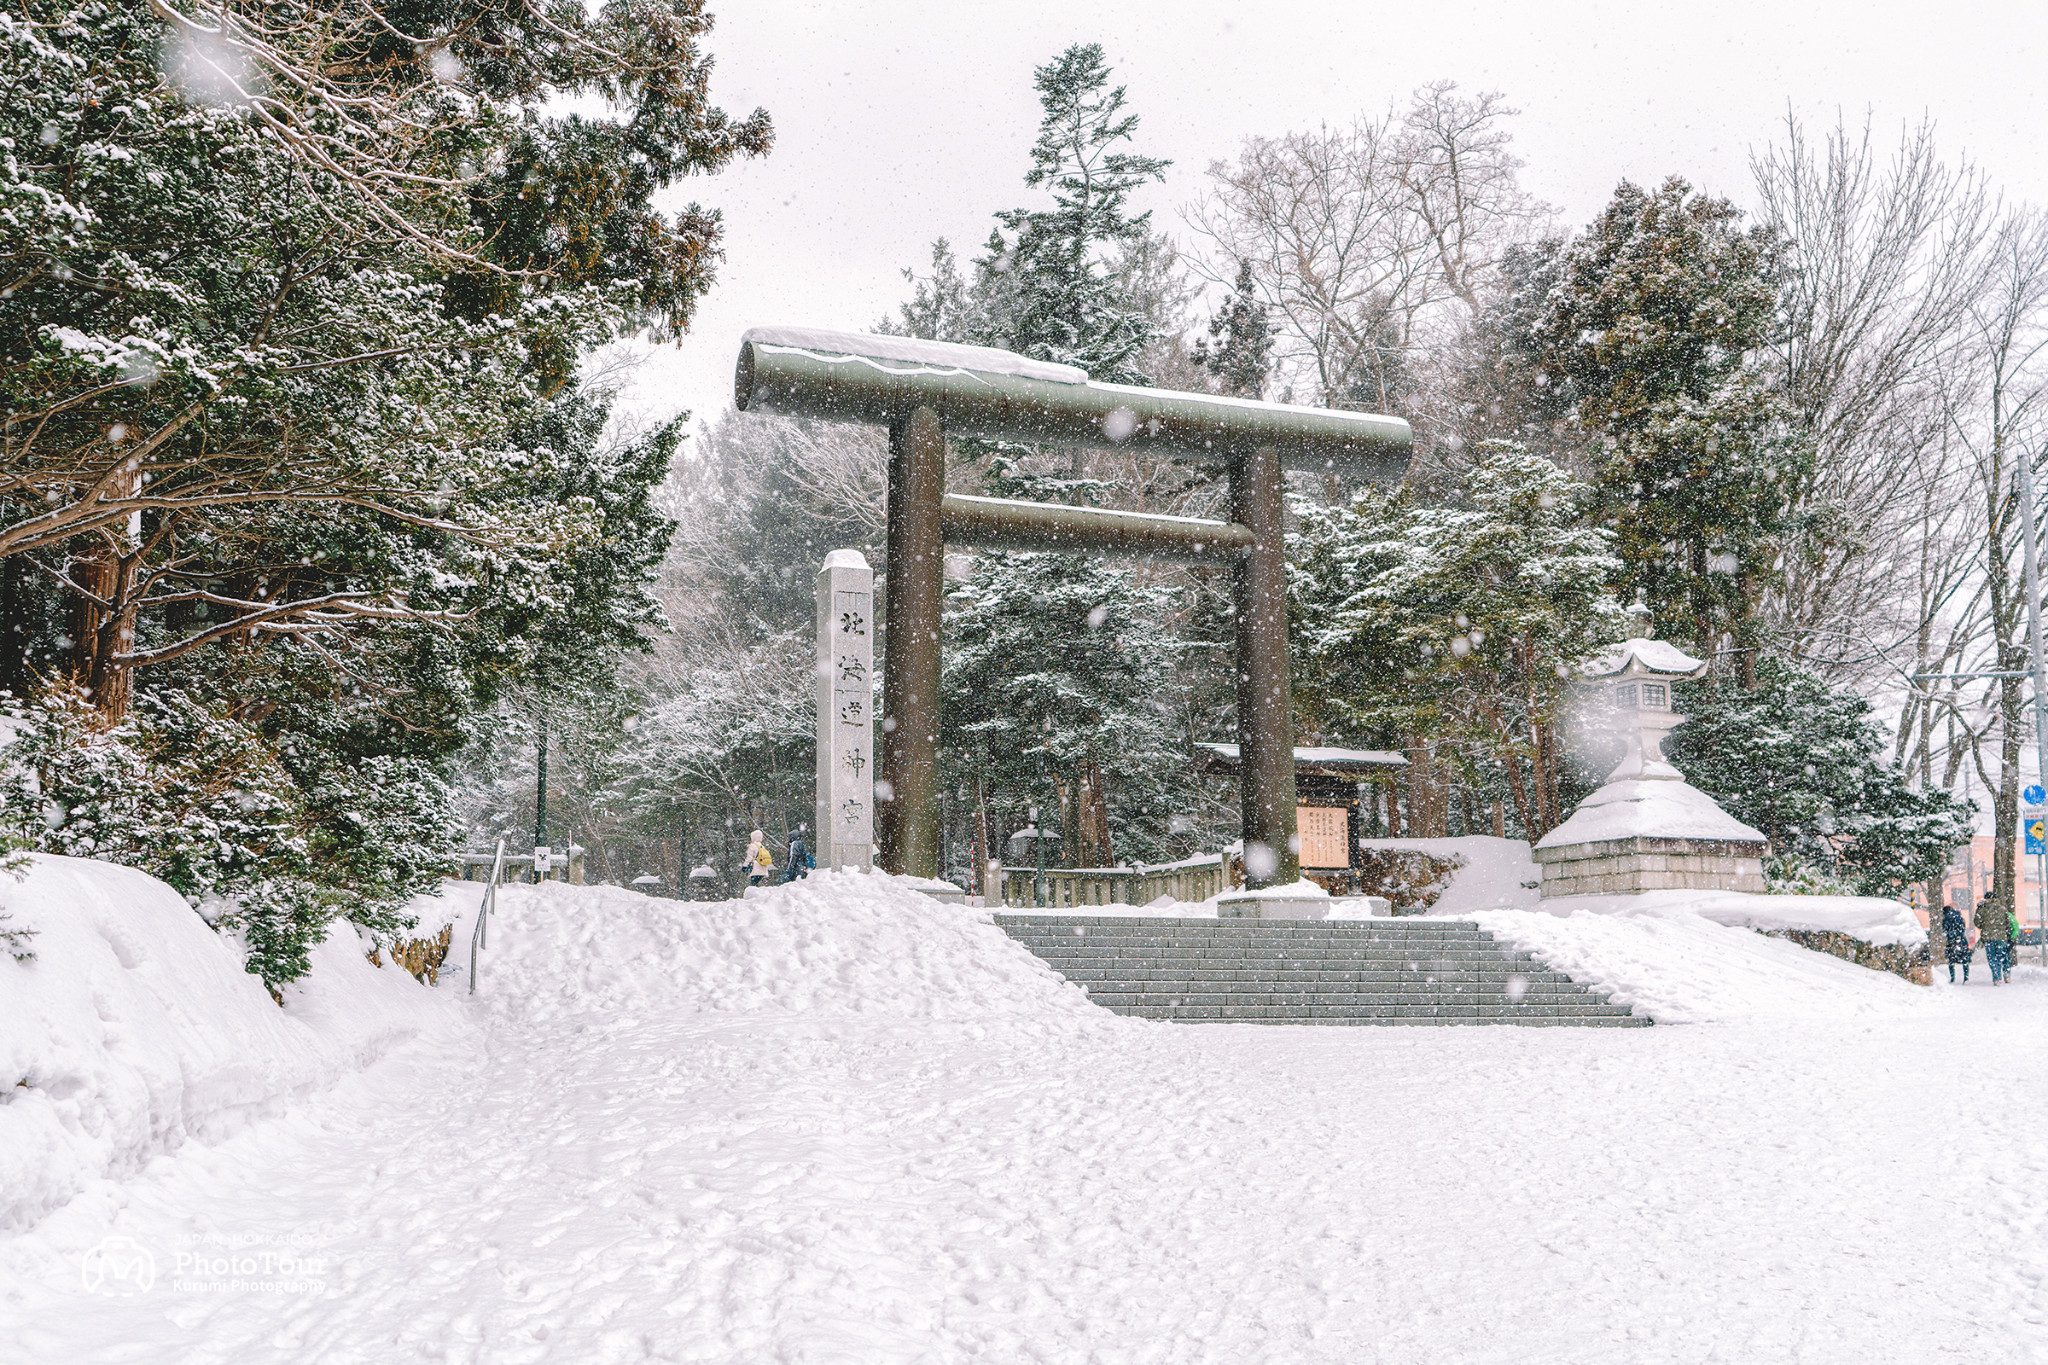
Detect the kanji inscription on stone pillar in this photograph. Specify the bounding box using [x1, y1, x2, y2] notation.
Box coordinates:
[816, 549, 874, 869]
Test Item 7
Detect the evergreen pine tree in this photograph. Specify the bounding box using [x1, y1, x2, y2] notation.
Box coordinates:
[943, 554, 1187, 868]
[879, 239, 972, 343]
[1196, 262, 1276, 398]
[1537, 178, 1814, 678]
[1290, 448, 1626, 840]
[0, 0, 759, 985]
[1665, 662, 1972, 896]
[984, 44, 1170, 383]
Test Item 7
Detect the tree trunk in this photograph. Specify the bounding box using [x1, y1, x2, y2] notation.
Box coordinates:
[1499, 748, 1536, 843]
[0, 554, 27, 696]
[1404, 738, 1449, 838]
[1534, 718, 1562, 837]
[72, 541, 139, 720]
[1992, 669, 2024, 918]
[1078, 761, 1112, 867]
[1064, 777, 1081, 863]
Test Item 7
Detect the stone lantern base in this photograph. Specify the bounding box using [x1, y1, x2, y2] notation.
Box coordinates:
[1533, 834, 1767, 898]
[1533, 775, 1770, 900]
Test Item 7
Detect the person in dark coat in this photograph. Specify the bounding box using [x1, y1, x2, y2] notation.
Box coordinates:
[786, 826, 815, 882]
[1941, 901, 1973, 984]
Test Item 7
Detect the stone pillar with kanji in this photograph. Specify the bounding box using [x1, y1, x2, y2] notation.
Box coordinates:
[815, 549, 875, 869]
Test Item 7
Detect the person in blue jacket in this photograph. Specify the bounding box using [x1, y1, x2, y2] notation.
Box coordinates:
[786, 826, 815, 882]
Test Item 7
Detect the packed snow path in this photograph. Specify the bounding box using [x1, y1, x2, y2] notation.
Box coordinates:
[4, 875, 2046, 1363]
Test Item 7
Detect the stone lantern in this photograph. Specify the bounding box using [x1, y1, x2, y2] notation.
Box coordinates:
[1532, 638, 1769, 899]
[1590, 638, 1701, 781]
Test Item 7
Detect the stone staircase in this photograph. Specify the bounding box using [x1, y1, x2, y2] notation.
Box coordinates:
[994, 914, 1651, 1027]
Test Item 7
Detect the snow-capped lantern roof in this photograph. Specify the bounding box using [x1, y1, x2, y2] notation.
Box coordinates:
[1580, 638, 1707, 683]
[1575, 638, 1705, 783]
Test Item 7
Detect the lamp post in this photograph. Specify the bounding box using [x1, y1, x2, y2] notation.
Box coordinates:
[1031, 804, 1047, 909]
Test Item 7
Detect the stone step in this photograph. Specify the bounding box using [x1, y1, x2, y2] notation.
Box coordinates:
[1006, 929, 1518, 944]
[1000, 933, 1498, 947]
[1099, 1002, 1646, 1021]
[1003, 934, 1503, 950]
[999, 941, 1515, 949]
[1046, 967, 1576, 985]
[1016, 949, 1546, 966]
[994, 912, 1647, 1029]
[1082, 990, 1604, 1008]
[1043, 967, 1571, 983]
[995, 914, 1480, 929]
[1000, 927, 1498, 943]
[1107, 1010, 1654, 1028]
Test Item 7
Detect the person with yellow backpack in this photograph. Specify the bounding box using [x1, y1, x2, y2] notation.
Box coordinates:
[743, 829, 775, 889]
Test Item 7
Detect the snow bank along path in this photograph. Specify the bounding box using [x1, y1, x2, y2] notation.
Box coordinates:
[3, 867, 2046, 1363]
[0, 855, 462, 1232]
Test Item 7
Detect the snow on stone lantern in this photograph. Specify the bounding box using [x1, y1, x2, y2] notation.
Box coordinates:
[1532, 638, 1769, 899]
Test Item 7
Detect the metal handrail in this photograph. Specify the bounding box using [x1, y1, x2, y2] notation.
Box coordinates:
[468, 837, 507, 995]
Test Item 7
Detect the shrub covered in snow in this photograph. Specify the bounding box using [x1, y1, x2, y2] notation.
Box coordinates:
[1, 687, 449, 989]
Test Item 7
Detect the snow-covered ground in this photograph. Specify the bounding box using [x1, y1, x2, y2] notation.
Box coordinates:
[3, 861, 2046, 1362]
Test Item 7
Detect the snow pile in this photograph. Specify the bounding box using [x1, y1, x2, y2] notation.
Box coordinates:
[1401, 837, 1921, 944]
[1542, 888, 1925, 946]
[1467, 904, 1933, 1025]
[1217, 878, 1329, 904]
[399, 882, 475, 938]
[1536, 778, 1767, 847]
[0, 856, 459, 1232]
[462, 871, 1101, 1027]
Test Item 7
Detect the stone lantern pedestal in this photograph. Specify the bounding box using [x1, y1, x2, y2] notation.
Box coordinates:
[1534, 639, 1768, 898]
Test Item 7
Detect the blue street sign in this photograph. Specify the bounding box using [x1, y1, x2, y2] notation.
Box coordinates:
[2028, 813, 2047, 856]
[2026, 784, 2045, 806]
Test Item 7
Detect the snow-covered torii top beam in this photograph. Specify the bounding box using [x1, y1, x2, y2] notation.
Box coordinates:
[739, 326, 1412, 893]
[735, 326, 1412, 482]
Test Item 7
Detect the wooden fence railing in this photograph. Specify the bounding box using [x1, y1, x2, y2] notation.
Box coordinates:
[998, 854, 1228, 909]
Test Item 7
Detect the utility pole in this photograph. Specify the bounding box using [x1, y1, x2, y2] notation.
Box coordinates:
[2015, 440, 2048, 967]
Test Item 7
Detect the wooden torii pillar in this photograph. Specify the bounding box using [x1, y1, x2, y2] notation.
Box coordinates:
[734, 327, 1411, 889]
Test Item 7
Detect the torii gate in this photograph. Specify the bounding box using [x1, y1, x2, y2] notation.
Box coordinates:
[734, 326, 1411, 889]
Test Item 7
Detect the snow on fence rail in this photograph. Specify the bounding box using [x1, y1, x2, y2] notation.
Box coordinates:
[456, 845, 585, 885]
[998, 854, 1227, 908]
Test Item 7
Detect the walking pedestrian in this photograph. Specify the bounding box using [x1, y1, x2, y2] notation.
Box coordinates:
[1941, 901, 1973, 984]
[1974, 894, 2012, 985]
[743, 828, 774, 888]
[786, 826, 814, 881]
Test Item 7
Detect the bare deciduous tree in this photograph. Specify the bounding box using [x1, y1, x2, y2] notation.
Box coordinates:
[1189, 116, 1437, 412]
[1937, 209, 2048, 916]
[1396, 83, 1553, 316]
[1188, 84, 1545, 421]
[1752, 114, 1994, 680]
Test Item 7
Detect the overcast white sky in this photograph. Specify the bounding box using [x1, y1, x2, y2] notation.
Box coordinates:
[617, 0, 2048, 438]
